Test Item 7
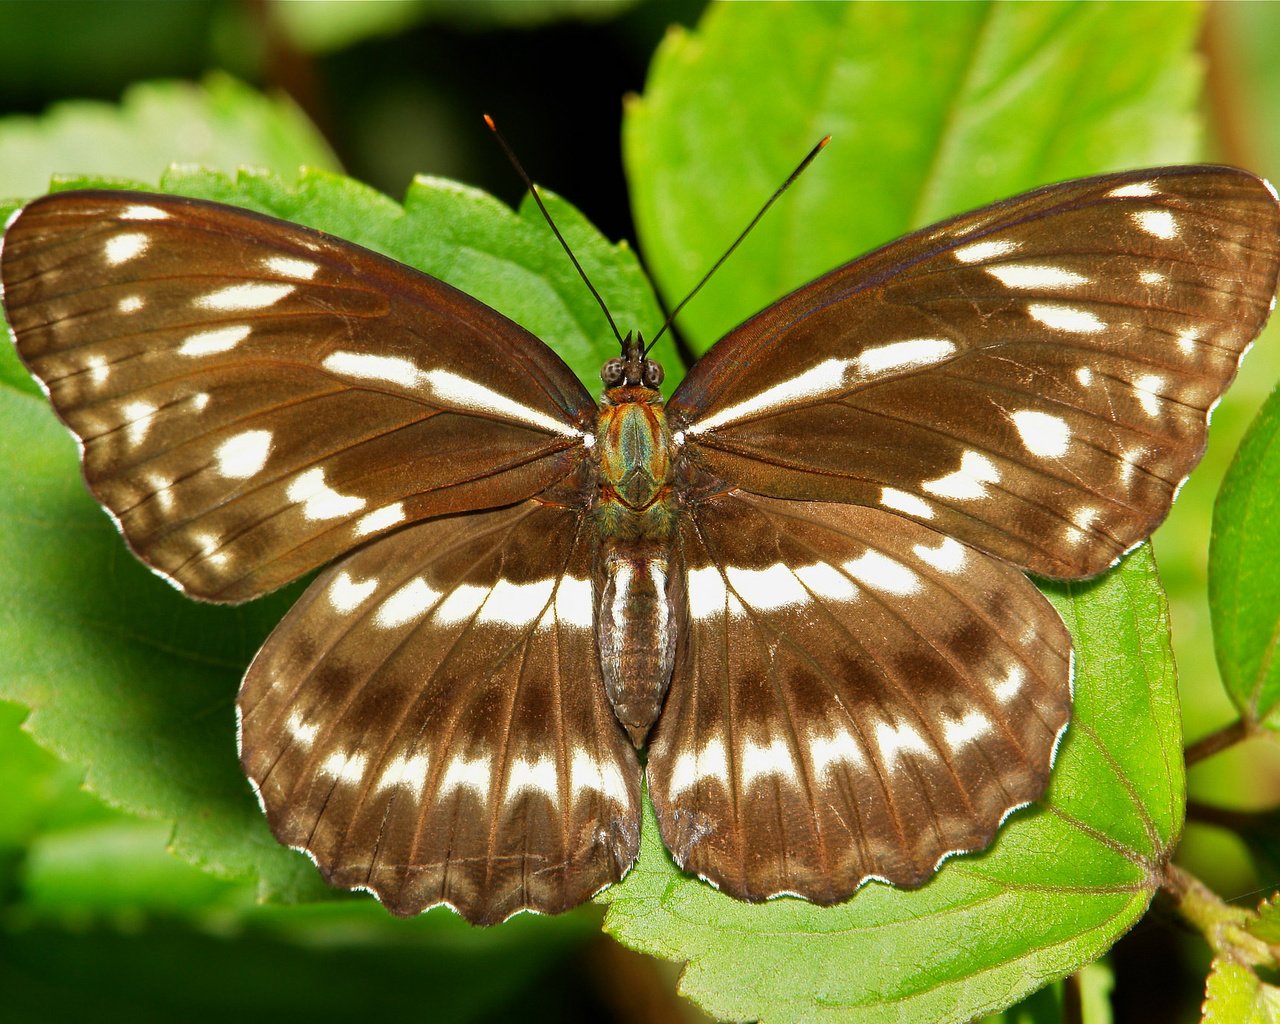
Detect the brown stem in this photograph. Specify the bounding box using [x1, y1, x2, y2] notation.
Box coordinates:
[1184, 718, 1252, 767]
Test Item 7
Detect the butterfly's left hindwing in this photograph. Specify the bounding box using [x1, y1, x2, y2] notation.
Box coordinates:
[238, 499, 641, 925]
[670, 167, 1280, 580]
[1, 191, 595, 602]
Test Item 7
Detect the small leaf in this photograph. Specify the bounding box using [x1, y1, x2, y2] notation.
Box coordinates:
[0, 73, 340, 199]
[601, 548, 1183, 1024]
[1248, 893, 1280, 944]
[1210, 384, 1280, 730]
[1202, 959, 1280, 1024]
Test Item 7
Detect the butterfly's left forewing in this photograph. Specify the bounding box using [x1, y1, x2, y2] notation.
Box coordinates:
[239, 498, 641, 925]
[2, 191, 595, 602]
[670, 167, 1280, 580]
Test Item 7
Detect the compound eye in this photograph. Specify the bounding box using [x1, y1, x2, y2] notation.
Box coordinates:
[601, 358, 625, 386]
[642, 360, 665, 387]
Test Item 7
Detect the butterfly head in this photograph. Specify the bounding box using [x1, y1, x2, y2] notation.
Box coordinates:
[601, 331, 664, 392]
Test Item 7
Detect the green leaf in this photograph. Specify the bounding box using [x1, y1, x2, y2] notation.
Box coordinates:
[1248, 893, 1280, 944]
[0, 73, 340, 199]
[1210, 384, 1280, 730]
[601, 547, 1183, 1024]
[610, 3, 1198, 1021]
[624, 0, 1201, 358]
[0, 165, 663, 909]
[1202, 960, 1280, 1024]
[268, 0, 639, 53]
[978, 960, 1114, 1024]
[0, 902, 592, 1024]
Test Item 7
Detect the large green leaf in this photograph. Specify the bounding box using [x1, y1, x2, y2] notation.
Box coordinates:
[624, 0, 1201, 357]
[601, 549, 1183, 1024]
[1210, 385, 1280, 730]
[610, 3, 1201, 1020]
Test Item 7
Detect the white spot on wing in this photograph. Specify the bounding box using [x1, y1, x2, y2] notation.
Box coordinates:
[953, 238, 1020, 263]
[122, 400, 158, 447]
[323, 351, 426, 389]
[179, 324, 251, 356]
[993, 664, 1024, 703]
[843, 550, 920, 595]
[985, 264, 1089, 289]
[739, 737, 798, 789]
[667, 737, 729, 797]
[376, 753, 429, 793]
[504, 756, 558, 803]
[1075, 367, 1094, 386]
[922, 450, 1001, 500]
[476, 577, 555, 628]
[793, 561, 859, 601]
[104, 232, 149, 265]
[376, 577, 441, 627]
[1176, 325, 1201, 354]
[943, 710, 992, 749]
[881, 487, 933, 519]
[1133, 208, 1178, 239]
[285, 711, 318, 749]
[321, 750, 367, 784]
[810, 728, 865, 778]
[570, 749, 629, 804]
[426, 369, 581, 438]
[1133, 374, 1164, 416]
[689, 358, 851, 434]
[1028, 302, 1106, 334]
[856, 338, 956, 375]
[875, 719, 933, 770]
[1107, 181, 1157, 198]
[117, 295, 144, 313]
[120, 204, 170, 220]
[286, 467, 367, 520]
[354, 502, 405, 537]
[437, 754, 490, 800]
[263, 255, 320, 280]
[912, 536, 966, 574]
[85, 355, 110, 385]
[687, 565, 743, 621]
[328, 570, 378, 612]
[549, 575, 594, 630]
[724, 563, 810, 611]
[196, 282, 294, 311]
[1011, 410, 1071, 458]
[214, 429, 273, 478]
[433, 583, 487, 625]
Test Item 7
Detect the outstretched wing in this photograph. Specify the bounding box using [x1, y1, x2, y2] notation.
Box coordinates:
[2, 191, 595, 601]
[646, 492, 1070, 903]
[238, 499, 641, 925]
[670, 166, 1280, 579]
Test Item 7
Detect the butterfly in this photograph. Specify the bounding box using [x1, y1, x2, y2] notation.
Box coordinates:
[3, 165, 1278, 926]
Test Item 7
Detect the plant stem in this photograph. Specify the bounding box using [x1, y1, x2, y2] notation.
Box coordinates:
[1162, 863, 1276, 968]
[1184, 718, 1252, 767]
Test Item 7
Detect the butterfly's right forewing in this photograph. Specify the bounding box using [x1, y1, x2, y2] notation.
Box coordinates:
[2, 191, 596, 602]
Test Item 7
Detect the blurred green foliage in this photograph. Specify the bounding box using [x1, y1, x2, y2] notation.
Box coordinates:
[0, 2, 1277, 1023]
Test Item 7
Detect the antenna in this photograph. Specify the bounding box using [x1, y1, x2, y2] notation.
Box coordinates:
[484, 114, 625, 347]
[645, 135, 830, 354]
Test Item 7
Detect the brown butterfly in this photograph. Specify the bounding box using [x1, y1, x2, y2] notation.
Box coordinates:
[3, 165, 1277, 924]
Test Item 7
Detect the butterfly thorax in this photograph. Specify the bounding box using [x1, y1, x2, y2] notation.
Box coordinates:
[592, 379, 681, 746]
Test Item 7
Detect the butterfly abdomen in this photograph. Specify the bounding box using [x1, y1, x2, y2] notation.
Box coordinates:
[593, 389, 681, 745]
